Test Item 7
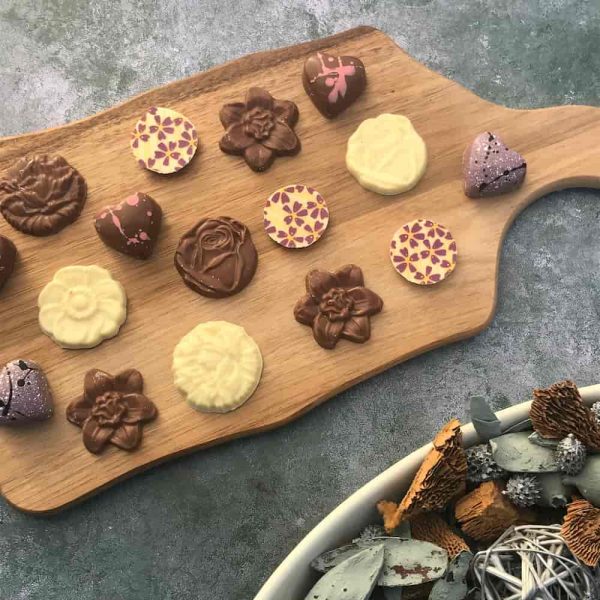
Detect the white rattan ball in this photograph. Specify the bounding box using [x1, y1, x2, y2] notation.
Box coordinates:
[472, 525, 598, 599]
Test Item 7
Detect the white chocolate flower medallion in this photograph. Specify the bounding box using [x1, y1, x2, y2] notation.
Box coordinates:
[172, 321, 263, 413]
[38, 265, 127, 349]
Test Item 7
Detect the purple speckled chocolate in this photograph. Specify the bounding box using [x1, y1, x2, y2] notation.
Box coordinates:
[463, 132, 526, 198]
[0, 359, 53, 425]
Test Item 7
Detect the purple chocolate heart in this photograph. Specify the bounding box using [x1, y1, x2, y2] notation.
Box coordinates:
[463, 132, 527, 198]
[0, 359, 54, 425]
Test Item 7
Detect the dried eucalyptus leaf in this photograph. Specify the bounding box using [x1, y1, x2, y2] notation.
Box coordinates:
[470, 396, 502, 442]
[502, 418, 532, 433]
[490, 432, 559, 473]
[528, 432, 560, 448]
[304, 546, 385, 600]
[312, 538, 447, 587]
[375, 538, 447, 587]
[428, 550, 472, 600]
[537, 472, 572, 508]
[311, 543, 365, 573]
[563, 455, 600, 506]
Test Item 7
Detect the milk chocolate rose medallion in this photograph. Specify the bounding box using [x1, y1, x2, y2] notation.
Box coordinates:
[174, 216, 258, 298]
[0, 155, 87, 236]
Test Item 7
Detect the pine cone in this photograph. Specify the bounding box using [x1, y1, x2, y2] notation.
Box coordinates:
[504, 474, 541, 508]
[466, 444, 507, 484]
[556, 434, 587, 476]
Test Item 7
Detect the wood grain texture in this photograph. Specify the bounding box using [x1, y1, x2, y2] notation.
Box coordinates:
[0, 26, 599, 513]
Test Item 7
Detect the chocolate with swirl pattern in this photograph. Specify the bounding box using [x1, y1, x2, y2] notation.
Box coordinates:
[0, 155, 87, 236]
[174, 216, 258, 298]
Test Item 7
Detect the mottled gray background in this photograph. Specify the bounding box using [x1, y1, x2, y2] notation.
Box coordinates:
[0, 1, 599, 599]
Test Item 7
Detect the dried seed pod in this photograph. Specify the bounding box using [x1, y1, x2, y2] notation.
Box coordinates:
[377, 420, 467, 532]
[504, 474, 542, 508]
[530, 380, 600, 450]
[454, 481, 525, 543]
[466, 444, 507, 484]
[410, 513, 470, 559]
[561, 497, 600, 567]
[556, 434, 587, 476]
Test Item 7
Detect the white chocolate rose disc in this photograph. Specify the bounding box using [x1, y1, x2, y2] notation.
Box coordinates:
[389, 219, 458, 285]
[172, 321, 263, 413]
[263, 184, 329, 248]
[38, 265, 127, 348]
[346, 113, 427, 195]
[130, 106, 198, 174]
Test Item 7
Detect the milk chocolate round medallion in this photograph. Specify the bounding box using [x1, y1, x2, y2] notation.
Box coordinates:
[0, 235, 16, 291]
[174, 216, 258, 299]
[0, 155, 87, 236]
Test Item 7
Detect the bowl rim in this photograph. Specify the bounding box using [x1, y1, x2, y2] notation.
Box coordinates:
[254, 383, 600, 600]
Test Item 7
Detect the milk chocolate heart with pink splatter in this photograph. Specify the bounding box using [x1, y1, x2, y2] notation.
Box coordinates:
[0, 359, 53, 426]
[95, 192, 162, 259]
[302, 52, 366, 118]
[463, 132, 527, 198]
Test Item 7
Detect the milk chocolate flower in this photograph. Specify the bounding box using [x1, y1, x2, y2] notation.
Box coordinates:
[219, 87, 300, 172]
[66, 369, 157, 454]
[294, 264, 383, 349]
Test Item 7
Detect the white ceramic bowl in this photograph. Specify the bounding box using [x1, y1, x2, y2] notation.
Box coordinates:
[254, 384, 600, 600]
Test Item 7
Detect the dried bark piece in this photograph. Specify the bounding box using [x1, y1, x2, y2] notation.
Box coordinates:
[530, 380, 600, 450]
[561, 497, 600, 567]
[410, 513, 470, 559]
[454, 481, 523, 543]
[378, 420, 467, 532]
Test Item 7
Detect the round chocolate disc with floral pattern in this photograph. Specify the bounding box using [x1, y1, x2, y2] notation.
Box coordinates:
[263, 184, 329, 248]
[390, 218, 458, 285]
[131, 106, 198, 174]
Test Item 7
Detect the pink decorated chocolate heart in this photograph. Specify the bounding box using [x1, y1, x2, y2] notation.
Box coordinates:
[302, 52, 366, 118]
[95, 192, 162, 259]
[463, 132, 527, 198]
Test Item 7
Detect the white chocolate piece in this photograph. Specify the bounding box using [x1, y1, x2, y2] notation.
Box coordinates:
[172, 321, 263, 413]
[346, 113, 427, 195]
[38, 265, 127, 349]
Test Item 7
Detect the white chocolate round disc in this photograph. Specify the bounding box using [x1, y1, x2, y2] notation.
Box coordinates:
[346, 113, 427, 195]
[38, 265, 127, 349]
[172, 321, 263, 413]
[130, 106, 198, 174]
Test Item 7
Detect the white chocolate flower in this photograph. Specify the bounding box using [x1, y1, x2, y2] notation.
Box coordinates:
[38, 265, 127, 349]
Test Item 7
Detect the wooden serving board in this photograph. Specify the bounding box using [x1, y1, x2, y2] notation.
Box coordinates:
[1, 26, 599, 514]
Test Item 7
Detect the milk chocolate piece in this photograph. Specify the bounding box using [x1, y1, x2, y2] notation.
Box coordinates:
[0, 235, 16, 291]
[303, 52, 366, 118]
[174, 216, 258, 298]
[66, 369, 157, 454]
[95, 192, 162, 259]
[0, 155, 87, 236]
[219, 87, 300, 172]
[294, 264, 383, 349]
[0, 359, 54, 426]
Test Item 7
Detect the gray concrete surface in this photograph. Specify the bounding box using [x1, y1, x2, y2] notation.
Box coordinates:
[0, 1, 599, 599]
